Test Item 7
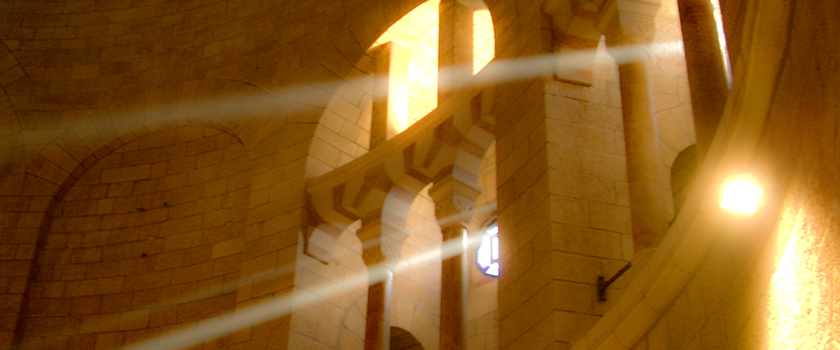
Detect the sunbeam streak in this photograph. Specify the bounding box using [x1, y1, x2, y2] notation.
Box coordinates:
[15, 39, 683, 350]
[1, 40, 682, 162]
[121, 209, 492, 350]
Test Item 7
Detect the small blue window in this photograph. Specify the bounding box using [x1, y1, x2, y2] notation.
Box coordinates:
[477, 223, 499, 277]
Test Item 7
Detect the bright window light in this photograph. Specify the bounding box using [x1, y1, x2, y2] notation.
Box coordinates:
[721, 178, 762, 214]
[477, 223, 499, 277]
[408, 63, 424, 81]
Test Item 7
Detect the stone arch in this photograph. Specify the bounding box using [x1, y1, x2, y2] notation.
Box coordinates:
[0, 40, 31, 349]
[316, 181, 443, 350]
[394, 183, 442, 316]
[15, 123, 252, 349]
[21, 78, 278, 203]
[389, 291, 438, 350]
[5, 78, 300, 349]
[105, 79, 289, 150]
[656, 102, 697, 218]
[0, 41, 23, 200]
[14, 79, 266, 254]
[305, 0, 436, 178]
[306, 0, 496, 178]
[17, 78, 281, 228]
[391, 326, 425, 350]
[0, 39, 28, 139]
[336, 290, 437, 350]
[670, 143, 697, 218]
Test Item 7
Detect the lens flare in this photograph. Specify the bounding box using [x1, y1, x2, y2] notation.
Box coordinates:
[721, 178, 761, 214]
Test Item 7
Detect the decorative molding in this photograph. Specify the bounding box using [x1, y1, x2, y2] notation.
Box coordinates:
[596, 0, 660, 48]
[303, 67, 497, 262]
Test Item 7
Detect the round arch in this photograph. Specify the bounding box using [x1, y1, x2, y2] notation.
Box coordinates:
[391, 326, 424, 350]
[15, 124, 253, 349]
[305, 0, 495, 178]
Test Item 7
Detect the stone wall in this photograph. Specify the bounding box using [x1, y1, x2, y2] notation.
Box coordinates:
[5, 0, 822, 349]
[492, 0, 695, 348]
[17, 125, 249, 349]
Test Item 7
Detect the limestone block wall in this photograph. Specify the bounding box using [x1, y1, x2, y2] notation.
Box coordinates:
[287, 221, 367, 349]
[669, 144, 697, 216]
[307, 66, 374, 176]
[0, 0, 472, 348]
[466, 144, 497, 350]
[290, 185, 442, 350]
[491, 0, 557, 341]
[492, 0, 696, 348]
[648, 1, 701, 219]
[392, 187, 443, 350]
[16, 125, 249, 350]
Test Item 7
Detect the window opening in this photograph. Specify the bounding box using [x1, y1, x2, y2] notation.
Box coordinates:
[476, 223, 499, 277]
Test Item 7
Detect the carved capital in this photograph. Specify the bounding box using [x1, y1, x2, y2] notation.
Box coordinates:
[597, 0, 661, 57]
[429, 175, 481, 229]
[357, 217, 409, 269]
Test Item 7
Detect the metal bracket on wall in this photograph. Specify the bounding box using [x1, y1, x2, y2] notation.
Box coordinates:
[597, 261, 632, 302]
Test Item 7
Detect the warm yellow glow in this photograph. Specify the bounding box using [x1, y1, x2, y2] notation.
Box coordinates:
[384, 43, 410, 135]
[473, 9, 495, 74]
[767, 207, 829, 350]
[374, 0, 440, 129]
[372, 0, 495, 130]
[720, 178, 761, 214]
[388, 73, 409, 135]
[708, 0, 733, 84]
[408, 63, 424, 81]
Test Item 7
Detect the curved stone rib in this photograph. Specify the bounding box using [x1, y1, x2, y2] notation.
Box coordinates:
[572, 1, 790, 348]
[306, 67, 495, 195]
[305, 64, 496, 262]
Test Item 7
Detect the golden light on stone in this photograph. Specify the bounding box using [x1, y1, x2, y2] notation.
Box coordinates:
[473, 8, 495, 74]
[720, 177, 761, 214]
[767, 207, 829, 350]
[373, 0, 440, 128]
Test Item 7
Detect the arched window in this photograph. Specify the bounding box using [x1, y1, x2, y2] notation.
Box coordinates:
[307, 0, 495, 177]
[476, 223, 499, 277]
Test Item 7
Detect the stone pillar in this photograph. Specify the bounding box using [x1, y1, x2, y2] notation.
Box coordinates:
[357, 218, 406, 350]
[428, 175, 480, 350]
[439, 0, 473, 102]
[600, 0, 668, 252]
[677, 0, 729, 159]
[362, 260, 393, 350]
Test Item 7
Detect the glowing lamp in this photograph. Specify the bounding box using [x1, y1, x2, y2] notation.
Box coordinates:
[720, 178, 762, 214]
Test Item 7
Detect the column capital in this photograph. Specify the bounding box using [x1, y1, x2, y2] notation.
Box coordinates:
[597, 0, 661, 59]
[357, 217, 409, 269]
[428, 175, 481, 230]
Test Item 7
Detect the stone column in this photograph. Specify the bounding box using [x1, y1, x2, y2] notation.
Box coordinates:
[357, 218, 406, 350]
[362, 259, 393, 350]
[677, 0, 729, 159]
[600, 0, 668, 252]
[429, 175, 480, 350]
[439, 0, 473, 102]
